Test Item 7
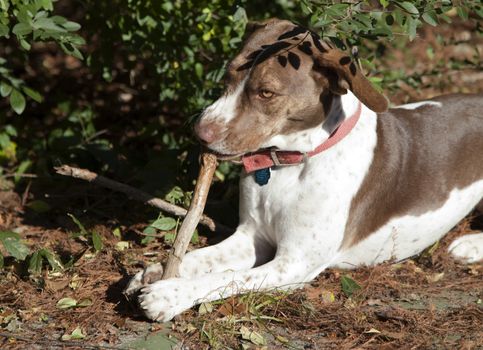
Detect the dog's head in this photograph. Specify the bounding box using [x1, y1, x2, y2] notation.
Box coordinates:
[195, 18, 387, 156]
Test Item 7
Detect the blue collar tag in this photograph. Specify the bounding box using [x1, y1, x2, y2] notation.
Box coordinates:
[254, 168, 271, 186]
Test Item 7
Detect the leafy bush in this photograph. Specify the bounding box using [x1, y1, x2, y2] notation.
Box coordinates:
[79, 0, 483, 115]
[2, 1, 481, 117]
[84, 0, 249, 114]
[0, 0, 83, 114]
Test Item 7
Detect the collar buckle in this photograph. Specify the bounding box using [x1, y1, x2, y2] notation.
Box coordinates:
[270, 149, 281, 166]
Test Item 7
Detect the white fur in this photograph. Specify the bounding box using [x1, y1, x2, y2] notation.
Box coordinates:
[263, 122, 330, 152]
[196, 78, 248, 155]
[335, 181, 483, 268]
[127, 93, 482, 322]
[448, 233, 483, 263]
[201, 77, 247, 124]
[395, 101, 442, 110]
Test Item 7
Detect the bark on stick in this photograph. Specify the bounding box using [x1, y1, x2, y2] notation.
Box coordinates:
[162, 153, 218, 279]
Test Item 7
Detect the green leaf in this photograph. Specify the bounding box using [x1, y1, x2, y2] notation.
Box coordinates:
[165, 186, 184, 204]
[164, 232, 176, 244]
[406, 16, 419, 41]
[3, 237, 29, 260]
[0, 23, 8, 37]
[51, 16, 67, 25]
[91, 231, 103, 252]
[195, 63, 203, 79]
[0, 252, 4, 269]
[67, 214, 88, 236]
[62, 21, 81, 31]
[15, 160, 31, 183]
[34, 11, 48, 20]
[70, 46, 84, 60]
[12, 22, 32, 36]
[398, 2, 419, 16]
[29, 250, 43, 274]
[76, 298, 92, 307]
[0, 81, 12, 97]
[20, 39, 31, 50]
[456, 7, 468, 20]
[150, 217, 177, 231]
[10, 89, 26, 114]
[61, 327, 85, 341]
[115, 241, 130, 251]
[34, 18, 65, 32]
[40, 249, 64, 271]
[141, 226, 157, 245]
[60, 42, 84, 60]
[198, 302, 213, 315]
[0, 231, 30, 261]
[4, 125, 17, 137]
[39, 0, 53, 11]
[190, 229, 199, 245]
[341, 275, 362, 297]
[300, 1, 312, 15]
[57, 297, 78, 309]
[379, 0, 389, 8]
[422, 11, 438, 26]
[26, 200, 51, 213]
[22, 86, 43, 103]
[240, 326, 266, 346]
[70, 327, 85, 339]
[112, 227, 122, 238]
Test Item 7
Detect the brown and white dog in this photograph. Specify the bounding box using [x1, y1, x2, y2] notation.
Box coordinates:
[126, 19, 483, 322]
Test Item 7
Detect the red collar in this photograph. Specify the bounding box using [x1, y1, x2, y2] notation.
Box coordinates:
[241, 102, 362, 173]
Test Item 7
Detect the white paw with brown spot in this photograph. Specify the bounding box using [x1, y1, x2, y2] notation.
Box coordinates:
[124, 263, 164, 296]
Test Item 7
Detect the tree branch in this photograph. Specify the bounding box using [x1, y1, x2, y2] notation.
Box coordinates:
[54, 165, 232, 235]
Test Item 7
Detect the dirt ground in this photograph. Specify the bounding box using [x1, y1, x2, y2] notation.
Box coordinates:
[1, 18, 483, 350]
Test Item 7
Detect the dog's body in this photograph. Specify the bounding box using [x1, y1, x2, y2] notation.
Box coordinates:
[126, 19, 483, 322]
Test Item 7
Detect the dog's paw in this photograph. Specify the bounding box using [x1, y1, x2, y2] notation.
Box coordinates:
[448, 233, 483, 263]
[138, 278, 194, 322]
[124, 263, 164, 296]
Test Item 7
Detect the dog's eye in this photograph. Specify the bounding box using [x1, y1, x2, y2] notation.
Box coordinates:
[259, 90, 274, 99]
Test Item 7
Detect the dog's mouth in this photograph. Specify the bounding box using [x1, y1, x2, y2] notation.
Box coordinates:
[208, 146, 279, 162]
[205, 149, 245, 161]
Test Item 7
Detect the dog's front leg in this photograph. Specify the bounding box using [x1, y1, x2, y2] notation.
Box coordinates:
[179, 227, 274, 277]
[125, 225, 272, 295]
[139, 252, 315, 322]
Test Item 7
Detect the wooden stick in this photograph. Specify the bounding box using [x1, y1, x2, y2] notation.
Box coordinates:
[162, 153, 218, 279]
[54, 164, 231, 235]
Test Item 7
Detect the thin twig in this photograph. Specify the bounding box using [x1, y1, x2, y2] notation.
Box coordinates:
[1, 173, 38, 178]
[54, 165, 232, 235]
[21, 179, 32, 206]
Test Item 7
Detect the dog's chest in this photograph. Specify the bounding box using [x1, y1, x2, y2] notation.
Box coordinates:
[238, 109, 378, 246]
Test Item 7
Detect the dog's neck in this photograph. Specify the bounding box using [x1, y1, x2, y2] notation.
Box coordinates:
[262, 91, 362, 153]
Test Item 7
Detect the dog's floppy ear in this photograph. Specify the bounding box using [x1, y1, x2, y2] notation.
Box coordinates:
[243, 18, 280, 40]
[312, 40, 388, 113]
[243, 21, 266, 39]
